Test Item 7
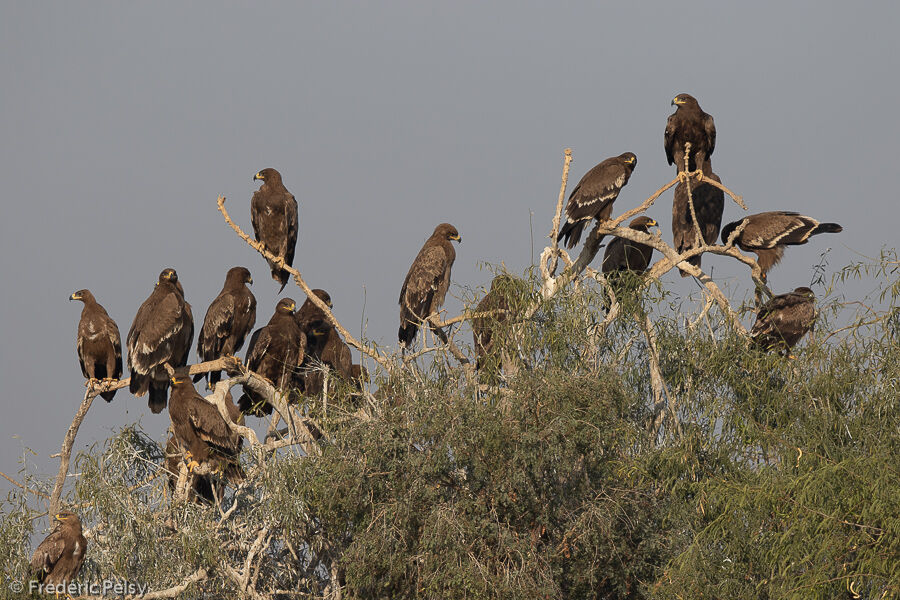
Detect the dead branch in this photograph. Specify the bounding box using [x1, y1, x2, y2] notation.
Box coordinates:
[547, 148, 573, 276]
[0, 470, 49, 500]
[75, 567, 209, 600]
[218, 195, 392, 371]
[49, 387, 95, 515]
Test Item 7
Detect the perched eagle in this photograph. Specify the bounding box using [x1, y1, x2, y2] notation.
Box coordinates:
[168, 376, 244, 486]
[399, 223, 461, 347]
[750, 287, 816, 354]
[557, 153, 637, 249]
[127, 268, 194, 413]
[296, 290, 353, 394]
[195, 267, 256, 388]
[672, 160, 725, 276]
[472, 275, 513, 377]
[601, 216, 658, 274]
[665, 93, 716, 173]
[30, 511, 86, 587]
[251, 168, 298, 291]
[721, 212, 843, 279]
[70, 289, 122, 401]
[239, 298, 307, 415]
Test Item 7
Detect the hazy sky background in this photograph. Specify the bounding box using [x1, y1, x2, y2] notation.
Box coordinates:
[2, 2, 898, 501]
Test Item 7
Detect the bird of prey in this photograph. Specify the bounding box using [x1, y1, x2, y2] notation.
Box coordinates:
[195, 267, 256, 388]
[672, 160, 724, 276]
[557, 153, 637, 249]
[601, 216, 658, 274]
[295, 290, 353, 394]
[750, 287, 817, 354]
[251, 168, 298, 291]
[70, 289, 122, 401]
[472, 275, 514, 378]
[399, 223, 461, 347]
[127, 268, 194, 413]
[239, 298, 307, 415]
[665, 93, 716, 173]
[721, 212, 843, 280]
[30, 511, 87, 587]
[168, 376, 243, 486]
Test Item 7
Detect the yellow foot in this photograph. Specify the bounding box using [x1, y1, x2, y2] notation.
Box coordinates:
[86, 378, 100, 388]
[187, 459, 201, 472]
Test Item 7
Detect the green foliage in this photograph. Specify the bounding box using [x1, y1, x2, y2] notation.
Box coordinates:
[3, 257, 899, 599]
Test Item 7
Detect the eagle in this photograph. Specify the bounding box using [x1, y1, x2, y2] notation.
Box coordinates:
[472, 275, 513, 377]
[239, 298, 307, 415]
[168, 376, 244, 487]
[601, 216, 658, 274]
[557, 153, 637, 249]
[399, 223, 461, 347]
[296, 290, 353, 394]
[127, 268, 194, 413]
[70, 289, 122, 401]
[665, 93, 716, 173]
[750, 287, 816, 354]
[721, 212, 843, 280]
[672, 160, 725, 275]
[251, 168, 298, 292]
[30, 511, 87, 587]
[195, 267, 256, 389]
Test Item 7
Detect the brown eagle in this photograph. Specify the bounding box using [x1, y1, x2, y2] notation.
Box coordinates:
[30, 511, 86, 587]
[672, 160, 724, 276]
[399, 223, 461, 347]
[239, 298, 307, 415]
[665, 93, 716, 173]
[296, 290, 353, 394]
[557, 153, 637, 249]
[251, 168, 298, 292]
[750, 287, 816, 353]
[721, 212, 843, 280]
[472, 275, 513, 376]
[127, 268, 194, 413]
[195, 267, 256, 388]
[168, 376, 244, 486]
[601, 216, 658, 274]
[70, 289, 122, 401]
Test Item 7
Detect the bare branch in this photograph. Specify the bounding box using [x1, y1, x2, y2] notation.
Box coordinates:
[547, 148, 573, 277]
[49, 387, 95, 515]
[217, 195, 392, 371]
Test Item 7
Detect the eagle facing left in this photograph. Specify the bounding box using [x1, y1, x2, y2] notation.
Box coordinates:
[127, 268, 194, 413]
[70, 289, 122, 401]
[251, 168, 299, 292]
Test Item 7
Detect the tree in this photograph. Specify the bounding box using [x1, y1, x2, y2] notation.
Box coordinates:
[2, 152, 898, 599]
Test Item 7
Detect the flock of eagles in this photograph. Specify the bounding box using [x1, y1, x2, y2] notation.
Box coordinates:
[33, 94, 842, 586]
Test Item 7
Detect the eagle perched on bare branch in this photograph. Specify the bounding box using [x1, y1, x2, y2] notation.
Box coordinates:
[601, 216, 658, 274]
[127, 268, 194, 413]
[70, 289, 122, 401]
[721, 212, 843, 280]
[557, 153, 637, 249]
[672, 160, 724, 276]
[251, 168, 298, 292]
[665, 93, 716, 173]
[195, 267, 256, 389]
[399, 223, 461, 347]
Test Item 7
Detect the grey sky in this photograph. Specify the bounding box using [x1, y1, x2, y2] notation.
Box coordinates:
[2, 2, 898, 498]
